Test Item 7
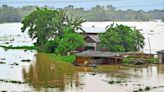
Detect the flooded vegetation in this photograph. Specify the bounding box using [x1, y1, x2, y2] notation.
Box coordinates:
[0, 45, 36, 50]
[0, 79, 26, 84]
[1, 23, 164, 92]
[1, 48, 164, 92]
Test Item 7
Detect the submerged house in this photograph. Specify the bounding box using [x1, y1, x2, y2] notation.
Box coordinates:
[74, 50, 122, 66]
[74, 23, 122, 65]
[158, 50, 164, 64]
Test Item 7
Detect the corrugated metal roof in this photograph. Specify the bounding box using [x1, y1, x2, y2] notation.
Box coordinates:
[75, 50, 121, 58]
[76, 22, 107, 33]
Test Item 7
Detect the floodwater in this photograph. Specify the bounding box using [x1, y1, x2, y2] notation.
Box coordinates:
[0, 22, 164, 92]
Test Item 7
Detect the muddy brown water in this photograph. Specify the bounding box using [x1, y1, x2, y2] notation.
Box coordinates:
[0, 48, 164, 92]
[0, 23, 164, 92]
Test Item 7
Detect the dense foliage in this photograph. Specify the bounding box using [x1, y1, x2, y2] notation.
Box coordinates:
[21, 7, 85, 55]
[99, 24, 145, 52]
[0, 5, 164, 23]
[55, 34, 84, 55]
[0, 5, 35, 23]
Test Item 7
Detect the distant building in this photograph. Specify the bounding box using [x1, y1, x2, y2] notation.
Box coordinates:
[158, 50, 164, 63]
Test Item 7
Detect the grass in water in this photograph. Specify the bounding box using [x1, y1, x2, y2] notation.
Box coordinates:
[41, 53, 76, 73]
[0, 45, 36, 50]
[0, 79, 26, 84]
[47, 54, 75, 63]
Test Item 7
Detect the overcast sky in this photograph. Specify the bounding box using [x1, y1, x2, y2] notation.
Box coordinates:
[0, 0, 164, 11]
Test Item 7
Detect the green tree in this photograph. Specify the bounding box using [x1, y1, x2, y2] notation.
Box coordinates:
[55, 33, 84, 55]
[99, 24, 145, 52]
[44, 32, 84, 55]
[21, 7, 65, 49]
[21, 7, 85, 54]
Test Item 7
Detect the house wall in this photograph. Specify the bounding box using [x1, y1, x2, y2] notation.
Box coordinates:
[84, 36, 97, 50]
[75, 57, 92, 65]
[74, 56, 122, 66]
[85, 43, 97, 47]
[93, 58, 122, 64]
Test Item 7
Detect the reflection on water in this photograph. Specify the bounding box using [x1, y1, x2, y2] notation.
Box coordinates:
[23, 56, 164, 92]
[0, 49, 164, 92]
[23, 53, 80, 92]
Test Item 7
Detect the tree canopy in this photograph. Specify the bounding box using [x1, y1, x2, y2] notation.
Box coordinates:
[99, 24, 145, 52]
[21, 7, 85, 55]
[55, 34, 84, 55]
[0, 5, 164, 23]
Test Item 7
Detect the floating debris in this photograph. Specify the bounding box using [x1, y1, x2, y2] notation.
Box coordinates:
[108, 80, 114, 84]
[133, 86, 162, 92]
[108, 80, 127, 85]
[133, 84, 144, 86]
[21, 59, 31, 62]
[90, 73, 96, 76]
[153, 86, 157, 88]
[0, 79, 26, 84]
[4, 42, 9, 44]
[150, 30, 154, 32]
[138, 88, 143, 91]
[1, 90, 7, 92]
[145, 86, 151, 91]
[17, 35, 21, 37]
[0, 61, 6, 64]
[9, 62, 19, 66]
[10, 39, 14, 41]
